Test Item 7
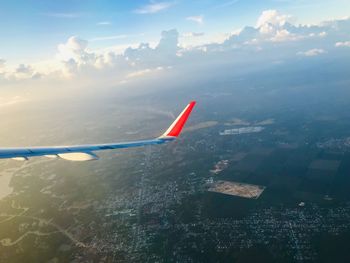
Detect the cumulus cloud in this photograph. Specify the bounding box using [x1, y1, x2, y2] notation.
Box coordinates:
[134, 1, 174, 14]
[56, 36, 101, 77]
[219, 9, 348, 50]
[123, 29, 179, 67]
[1, 10, 350, 85]
[335, 41, 350, 47]
[256, 9, 293, 28]
[297, 48, 326, 57]
[271, 29, 301, 42]
[46, 29, 178, 80]
[57, 36, 89, 60]
[186, 15, 204, 25]
[157, 29, 179, 53]
[253, 10, 302, 42]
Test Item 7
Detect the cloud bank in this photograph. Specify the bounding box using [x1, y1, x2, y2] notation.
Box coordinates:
[1, 10, 349, 87]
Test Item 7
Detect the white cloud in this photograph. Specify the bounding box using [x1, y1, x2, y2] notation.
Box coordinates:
[253, 10, 302, 42]
[55, 36, 102, 78]
[335, 41, 350, 47]
[297, 48, 326, 57]
[57, 36, 89, 61]
[97, 21, 111, 26]
[186, 15, 204, 25]
[42, 29, 179, 80]
[134, 1, 174, 14]
[270, 29, 300, 42]
[256, 10, 293, 28]
[124, 29, 179, 66]
[58, 36, 88, 53]
[2, 10, 350, 85]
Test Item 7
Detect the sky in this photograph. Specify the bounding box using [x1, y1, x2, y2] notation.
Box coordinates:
[1, 0, 349, 64]
[0, 0, 349, 94]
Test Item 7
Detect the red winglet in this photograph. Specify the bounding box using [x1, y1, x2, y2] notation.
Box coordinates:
[161, 101, 196, 138]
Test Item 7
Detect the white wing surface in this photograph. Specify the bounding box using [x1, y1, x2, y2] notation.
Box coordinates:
[0, 101, 196, 161]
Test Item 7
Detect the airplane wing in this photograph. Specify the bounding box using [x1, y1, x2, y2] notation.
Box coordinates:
[0, 101, 196, 161]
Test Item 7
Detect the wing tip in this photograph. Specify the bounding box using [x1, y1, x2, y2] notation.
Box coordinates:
[161, 101, 196, 138]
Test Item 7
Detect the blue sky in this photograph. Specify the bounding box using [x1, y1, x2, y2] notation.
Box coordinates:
[1, 0, 349, 65]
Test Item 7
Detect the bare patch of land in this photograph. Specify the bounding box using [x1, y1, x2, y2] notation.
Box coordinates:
[224, 118, 250, 126]
[208, 180, 266, 199]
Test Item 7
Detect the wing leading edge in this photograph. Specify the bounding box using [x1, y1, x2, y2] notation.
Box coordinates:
[0, 101, 196, 161]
